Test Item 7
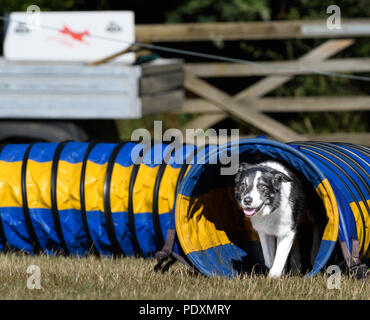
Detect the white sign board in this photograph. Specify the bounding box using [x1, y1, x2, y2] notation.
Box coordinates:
[4, 11, 135, 63]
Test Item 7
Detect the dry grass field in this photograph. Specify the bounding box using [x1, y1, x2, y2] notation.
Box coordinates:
[0, 252, 368, 300]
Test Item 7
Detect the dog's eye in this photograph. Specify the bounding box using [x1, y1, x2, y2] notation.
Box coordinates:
[257, 184, 267, 190]
[239, 185, 247, 193]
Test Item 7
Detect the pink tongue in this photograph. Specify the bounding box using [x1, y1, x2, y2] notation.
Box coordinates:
[243, 208, 257, 216]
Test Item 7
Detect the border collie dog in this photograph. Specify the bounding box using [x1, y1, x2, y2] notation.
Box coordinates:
[234, 160, 317, 278]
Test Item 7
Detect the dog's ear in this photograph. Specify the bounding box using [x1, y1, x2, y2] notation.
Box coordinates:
[237, 163, 252, 172]
[272, 171, 292, 189]
[234, 163, 252, 184]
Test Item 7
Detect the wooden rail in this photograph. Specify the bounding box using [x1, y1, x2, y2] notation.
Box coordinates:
[180, 97, 370, 113]
[136, 19, 370, 42]
[185, 58, 370, 77]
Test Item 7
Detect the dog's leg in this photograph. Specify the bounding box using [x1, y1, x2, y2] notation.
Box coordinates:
[266, 235, 276, 268]
[258, 232, 275, 269]
[268, 232, 295, 278]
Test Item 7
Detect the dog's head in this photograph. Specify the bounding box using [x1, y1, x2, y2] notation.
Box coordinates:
[234, 162, 292, 217]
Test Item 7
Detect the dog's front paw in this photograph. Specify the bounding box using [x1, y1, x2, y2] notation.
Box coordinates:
[268, 269, 282, 278]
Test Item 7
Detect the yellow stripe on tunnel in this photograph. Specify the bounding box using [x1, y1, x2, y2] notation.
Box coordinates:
[132, 165, 159, 214]
[57, 161, 82, 211]
[367, 200, 370, 258]
[110, 164, 132, 213]
[175, 187, 257, 255]
[176, 193, 229, 254]
[360, 200, 370, 258]
[316, 179, 339, 242]
[0, 161, 23, 207]
[84, 161, 107, 212]
[157, 166, 181, 215]
[350, 200, 370, 259]
[27, 160, 52, 209]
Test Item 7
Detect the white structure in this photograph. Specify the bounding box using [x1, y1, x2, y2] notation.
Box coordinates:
[4, 11, 135, 63]
[0, 58, 184, 119]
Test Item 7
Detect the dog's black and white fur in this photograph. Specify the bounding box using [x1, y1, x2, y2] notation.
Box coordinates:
[234, 160, 320, 278]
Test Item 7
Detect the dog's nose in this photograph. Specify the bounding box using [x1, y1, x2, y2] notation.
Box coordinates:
[243, 196, 252, 206]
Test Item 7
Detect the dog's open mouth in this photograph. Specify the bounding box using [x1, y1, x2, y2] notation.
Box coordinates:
[243, 203, 264, 217]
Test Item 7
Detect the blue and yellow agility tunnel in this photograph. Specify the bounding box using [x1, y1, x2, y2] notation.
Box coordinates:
[175, 139, 369, 277]
[0, 138, 368, 277]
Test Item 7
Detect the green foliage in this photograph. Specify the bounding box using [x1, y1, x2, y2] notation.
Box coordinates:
[165, 0, 370, 22]
[165, 0, 271, 23]
[283, 0, 370, 19]
[0, 0, 83, 14]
